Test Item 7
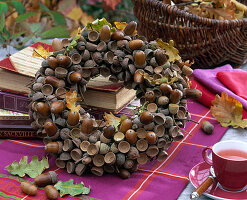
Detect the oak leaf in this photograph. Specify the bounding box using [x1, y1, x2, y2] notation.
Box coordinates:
[54, 179, 90, 197]
[5, 156, 49, 178]
[86, 18, 116, 33]
[104, 112, 121, 130]
[66, 90, 81, 113]
[32, 44, 51, 59]
[156, 39, 181, 63]
[211, 92, 247, 128]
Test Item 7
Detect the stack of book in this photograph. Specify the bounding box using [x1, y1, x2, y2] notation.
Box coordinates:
[0, 42, 136, 138]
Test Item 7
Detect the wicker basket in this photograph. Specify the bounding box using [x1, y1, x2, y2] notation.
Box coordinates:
[132, 0, 247, 68]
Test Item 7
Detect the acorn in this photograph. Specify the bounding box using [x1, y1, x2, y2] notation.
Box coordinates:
[81, 118, 94, 134]
[67, 111, 80, 126]
[45, 185, 59, 200]
[201, 120, 214, 135]
[170, 89, 182, 104]
[128, 39, 144, 50]
[126, 129, 137, 144]
[34, 171, 57, 187]
[119, 119, 132, 133]
[45, 142, 62, 154]
[119, 169, 130, 179]
[124, 21, 137, 35]
[36, 102, 50, 117]
[103, 125, 116, 139]
[158, 96, 169, 106]
[45, 76, 65, 88]
[52, 38, 63, 52]
[100, 25, 111, 41]
[127, 147, 139, 159]
[69, 72, 82, 83]
[160, 83, 172, 95]
[134, 51, 146, 67]
[140, 111, 153, 124]
[182, 65, 193, 76]
[111, 31, 124, 41]
[21, 182, 37, 196]
[145, 90, 156, 103]
[57, 54, 71, 68]
[154, 49, 167, 66]
[146, 131, 157, 144]
[184, 88, 202, 99]
[44, 121, 57, 137]
[133, 70, 143, 84]
[50, 100, 65, 114]
[47, 56, 58, 69]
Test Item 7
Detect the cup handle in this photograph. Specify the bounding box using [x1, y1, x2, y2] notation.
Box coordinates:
[202, 146, 213, 166]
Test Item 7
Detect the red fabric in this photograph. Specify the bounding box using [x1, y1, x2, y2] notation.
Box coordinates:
[191, 80, 247, 119]
[0, 57, 17, 72]
[217, 71, 247, 101]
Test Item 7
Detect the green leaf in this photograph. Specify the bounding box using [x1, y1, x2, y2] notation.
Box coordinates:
[41, 26, 69, 39]
[0, 2, 8, 14]
[11, 31, 26, 39]
[86, 18, 116, 33]
[49, 11, 66, 26]
[30, 23, 41, 34]
[0, 12, 4, 32]
[54, 179, 91, 197]
[5, 156, 49, 178]
[11, 1, 25, 14]
[39, 2, 49, 12]
[15, 12, 37, 23]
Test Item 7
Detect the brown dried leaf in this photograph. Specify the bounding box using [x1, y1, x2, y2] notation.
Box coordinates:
[211, 92, 247, 128]
[32, 44, 51, 59]
[104, 112, 121, 130]
[156, 39, 181, 63]
[66, 90, 81, 113]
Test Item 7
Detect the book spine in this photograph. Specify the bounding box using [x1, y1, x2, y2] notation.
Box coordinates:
[0, 130, 37, 138]
[0, 91, 30, 114]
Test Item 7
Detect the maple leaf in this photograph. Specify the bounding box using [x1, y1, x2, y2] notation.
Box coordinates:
[54, 179, 90, 197]
[5, 156, 49, 178]
[156, 39, 181, 63]
[211, 92, 247, 128]
[114, 22, 138, 35]
[66, 90, 81, 113]
[104, 112, 121, 130]
[32, 44, 51, 59]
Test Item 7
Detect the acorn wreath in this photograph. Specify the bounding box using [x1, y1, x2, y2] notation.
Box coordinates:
[29, 19, 202, 179]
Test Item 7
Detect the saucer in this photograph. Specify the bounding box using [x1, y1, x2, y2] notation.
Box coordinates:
[189, 162, 247, 200]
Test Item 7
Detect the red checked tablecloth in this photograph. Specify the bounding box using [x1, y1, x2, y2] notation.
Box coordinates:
[0, 100, 228, 200]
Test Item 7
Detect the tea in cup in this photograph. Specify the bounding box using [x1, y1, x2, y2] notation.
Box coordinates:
[202, 140, 247, 191]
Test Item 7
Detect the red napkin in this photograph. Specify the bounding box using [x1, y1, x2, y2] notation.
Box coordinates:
[190, 80, 247, 119]
[217, 71, 247, 101]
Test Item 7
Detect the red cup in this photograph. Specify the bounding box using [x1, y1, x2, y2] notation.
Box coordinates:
[202, 140, 247, 191]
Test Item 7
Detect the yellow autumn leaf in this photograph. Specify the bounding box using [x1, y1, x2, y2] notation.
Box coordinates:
[114, 22, 138, 35]
[66, 90, 81, 113]
[211, 92, 247, 128]
[156, 39, 181, 63]
[104, 112, 121, 130]
[32, 44, 51, 59]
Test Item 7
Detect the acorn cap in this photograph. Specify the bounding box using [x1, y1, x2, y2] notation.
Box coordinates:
[146, 145, 159, 157]
[154, 66, 163, 74]
[63, 139, 73, 151]
[116, 153, 126, 166]
[110, 143, 119, 153]
[168, 126, 179, 137]
[81, 49, 90, 61]
[91, 167, 103, 176]
[97, 41, 107, 52]
[173, 132, 184, 141]
[32, 92, 44, 101]
[48, 171, 58, 184]
[154, 124, 165, 137]
[144, 65, 154, 74]
[80, 141, 90, 151]
[55, 87, 66, 99]
[60, 152, 71, 161]
[99, 143, 110, 154]
[143, 122, 155, 131]
[127, 147, 139, 160]
[153, 113, 166, 125]
[157, 138, 166, 148]
[55, 67, 68, 79]
[85, 42, 97, 51]
[104, 152, 116, 165]
[136, 139, 148, 152]
[100, 66, 111, 77]
[71, 53, 82, 64]
[168, 104, 179, 115]
[118, 141, 130, 153]
[70, 148, 82, 161]
[137, 152, 148, 165]
[100, 133, 111, 143]
[147, 103, 158, 113]
[104, 51, 114, 64]
[136, 128, 146, 139]
[157, 151, 168, 162]
[123, 159, 134, 169]
[88, 30, 99, 42]
[75, 164, 86, 176]
[55, 158, 65, 168]
[107, 41, 117, 51]
[104, 165, 115, 174]
[70, 128, 81, 138]
[66, 162, 75, 174]
[114, 132, 125, 143]
[93, 154, 105, 167]
[87, 144, 99, 155]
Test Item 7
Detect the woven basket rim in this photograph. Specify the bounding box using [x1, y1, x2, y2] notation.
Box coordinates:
[139, 0, 247, 28]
